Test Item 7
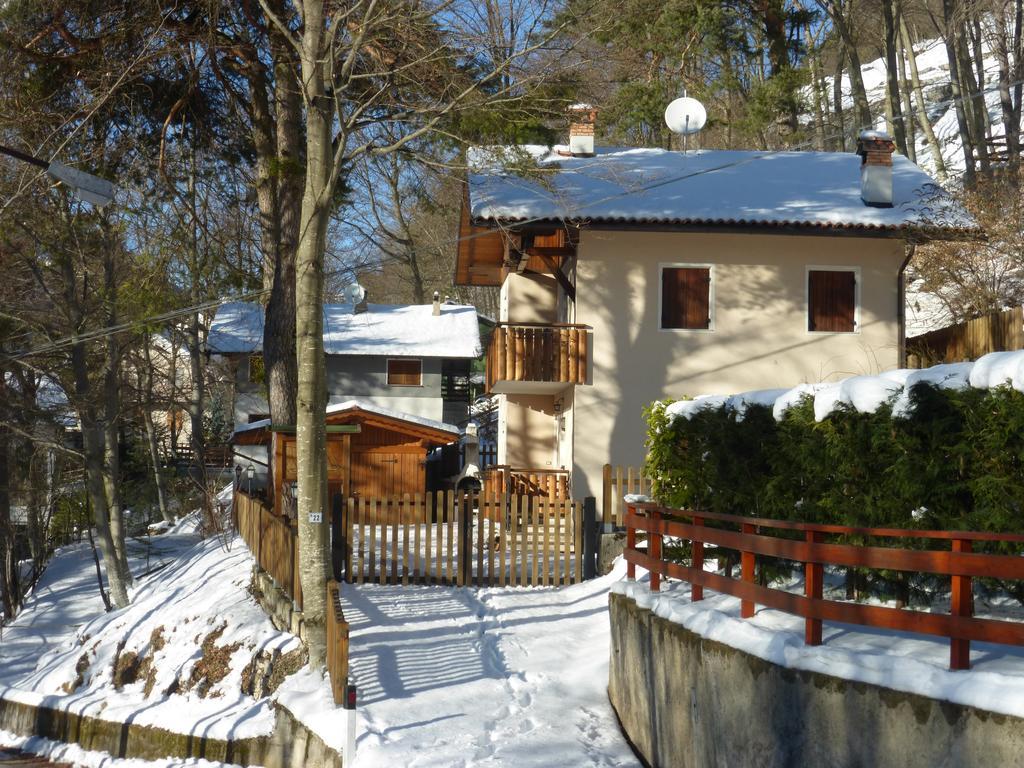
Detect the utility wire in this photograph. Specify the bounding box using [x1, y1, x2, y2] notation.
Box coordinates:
[4, 65, 1013, 362]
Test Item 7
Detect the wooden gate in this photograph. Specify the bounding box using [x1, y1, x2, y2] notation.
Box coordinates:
[339, 492, 584, 587]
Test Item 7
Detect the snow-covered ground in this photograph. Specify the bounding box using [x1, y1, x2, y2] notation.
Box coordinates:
[335, 563, 639, 767]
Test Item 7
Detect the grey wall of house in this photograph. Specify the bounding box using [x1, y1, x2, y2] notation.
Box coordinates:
[608, 593, 1024, 768]
[326, 355, 445, 422]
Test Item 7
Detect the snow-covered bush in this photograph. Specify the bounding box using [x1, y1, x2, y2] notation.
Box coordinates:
[644, 375, 1024, 535]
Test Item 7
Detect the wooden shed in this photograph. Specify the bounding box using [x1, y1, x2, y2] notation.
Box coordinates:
[232, 400, 460, 516]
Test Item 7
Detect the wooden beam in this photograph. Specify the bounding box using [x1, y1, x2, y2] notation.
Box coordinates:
[536, 253, 576, 302]
[270, 424, 362, 434]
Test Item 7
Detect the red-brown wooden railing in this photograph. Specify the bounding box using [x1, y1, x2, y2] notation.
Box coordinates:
[486, 323, 589, 392]
[624, 503, 1024, 670]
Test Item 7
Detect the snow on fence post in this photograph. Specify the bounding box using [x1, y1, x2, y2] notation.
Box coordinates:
[805, 530, 823, 645]
[950, 538, 973, 670]
[740, 523, 755, 618]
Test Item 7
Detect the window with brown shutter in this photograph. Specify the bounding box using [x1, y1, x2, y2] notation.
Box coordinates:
[661, 266, 712, 330]
[387, 358, 422, 386]
[808, 269, 857, 332]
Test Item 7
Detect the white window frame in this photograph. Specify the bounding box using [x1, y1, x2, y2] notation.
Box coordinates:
[386, 357, 423, 387]
[658, 262, 716, 333]
[805, 265, 861, 335]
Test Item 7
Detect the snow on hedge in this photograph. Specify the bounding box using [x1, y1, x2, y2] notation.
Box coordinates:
[664, 351, 1024, 423]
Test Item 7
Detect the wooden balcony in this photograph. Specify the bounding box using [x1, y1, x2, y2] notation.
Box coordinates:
[486, 323, 590, 394]
[481, 465, 570, 500]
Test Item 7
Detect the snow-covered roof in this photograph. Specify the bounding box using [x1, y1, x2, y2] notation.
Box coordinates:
[325, 399, 460, 435]
[229, 400, 459, 442]
[208, 302, 482, 358]
[467, 145, 975, 235]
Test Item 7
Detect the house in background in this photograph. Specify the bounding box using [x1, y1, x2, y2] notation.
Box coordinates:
[209, 293, 481, 488]
[455, 114, 976, 504]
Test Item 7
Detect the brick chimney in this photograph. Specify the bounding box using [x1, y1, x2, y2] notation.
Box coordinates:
[568, 104, 597, 157]
[856, 130, 896, 207]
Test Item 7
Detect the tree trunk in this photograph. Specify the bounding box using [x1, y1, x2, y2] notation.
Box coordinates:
[142, 340, 172, 523]
[833, 42, 848, 151]
[993, 4, 1019, 166]
[882, 0, 909, 154]
[102, 250, 132, 587]
[895, 13, 917, 163]
[0, 414, 19, 620]
[902, 18, 947, 176]
[26, 450, 45, 566]
[295, 0, 333, 669]
[942, 0, 977, 184]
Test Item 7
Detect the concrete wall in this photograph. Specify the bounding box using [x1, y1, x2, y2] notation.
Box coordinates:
[608, 593, 1024, 768]
[571, 230, 904, 498]
[501, 273, 559, 324]
[499, 394, 558, 468]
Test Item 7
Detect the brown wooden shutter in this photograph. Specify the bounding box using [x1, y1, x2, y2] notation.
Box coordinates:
[387, 359, 422, 385]
[808, 270, 856, 332]
[662, 267, 711, 329]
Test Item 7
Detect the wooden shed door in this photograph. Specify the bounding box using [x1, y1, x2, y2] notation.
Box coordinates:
[350, 451, 424, 497]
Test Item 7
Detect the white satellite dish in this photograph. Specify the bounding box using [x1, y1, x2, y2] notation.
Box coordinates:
[664, 97, 707, 136]
[345, 282, 366, 306]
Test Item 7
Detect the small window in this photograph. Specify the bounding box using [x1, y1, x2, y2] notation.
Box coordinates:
[387, 358, 422, 386]
[808, 269, 857, 333]
[661, 266, 711, 330]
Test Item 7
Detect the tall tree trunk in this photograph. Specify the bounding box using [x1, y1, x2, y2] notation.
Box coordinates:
[141, 340, 171, 523]
[0, 369, 18, 619]
[902, 18, 947, 176]
[942, 0, 978, 184]
[882, 0, 909, 154]
[895, 16, 916, 163]
[295, 0, 333, 669]
[26, 450, 45, 566]
[60, 246, 129, 608]
[994, 2, 1020, 164]
[833, 42, 848, 151]
[102, 248, 132, 586]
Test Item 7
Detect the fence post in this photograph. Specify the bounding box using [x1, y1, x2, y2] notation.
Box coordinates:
[805, 530, 823, 645]
[625, 503, 636, 581]
[458, 492, 473, 586]
[601, 464, 612, 531]
[691, 515, 704, 602]
[950, 538, 973, 670]
[331, 492, 345, 582]
[649, 507, 662, 592]
[741, 522, 755, 618]
[583, 496, 598, 579]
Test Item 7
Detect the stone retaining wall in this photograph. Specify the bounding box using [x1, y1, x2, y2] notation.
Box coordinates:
[0, 694, 341, 768]
[608, 592, 1024, 768]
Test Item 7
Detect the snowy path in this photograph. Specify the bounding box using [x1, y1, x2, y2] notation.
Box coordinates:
[342, 562, 640, 768]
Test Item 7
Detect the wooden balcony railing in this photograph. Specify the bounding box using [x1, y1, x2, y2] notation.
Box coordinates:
[486, 323, 589, 392]
[481, 465, 570, 500]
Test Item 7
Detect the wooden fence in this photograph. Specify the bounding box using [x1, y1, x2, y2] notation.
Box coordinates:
[235, 489, 302, 609]
[602, 464, 652, 529]
[481, 465, 570, 500]
[340, 492, 583, 587]
[906, 305, 1024, 367]
[326, 580, 350, 706]
[624, 502, 1024, 670]
[235, 489, 352, 706]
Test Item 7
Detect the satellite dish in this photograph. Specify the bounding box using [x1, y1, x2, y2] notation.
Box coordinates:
[664, 97, 707, 136]
[345, 282, 366, 306]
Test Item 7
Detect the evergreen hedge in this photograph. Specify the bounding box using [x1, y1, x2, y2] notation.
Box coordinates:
[644, 382, 1024, 535]
[644, 382, 1024, 602]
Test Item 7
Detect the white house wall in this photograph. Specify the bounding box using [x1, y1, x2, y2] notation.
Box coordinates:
[570, 229, 904, 499]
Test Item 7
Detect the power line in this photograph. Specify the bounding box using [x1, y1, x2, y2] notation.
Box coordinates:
[5, 62, 1012, 362]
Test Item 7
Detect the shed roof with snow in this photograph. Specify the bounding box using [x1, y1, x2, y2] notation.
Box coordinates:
[208, 302, 482, 358]
[465, 145, 974, 235]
